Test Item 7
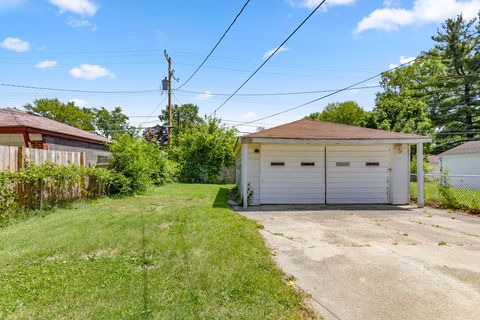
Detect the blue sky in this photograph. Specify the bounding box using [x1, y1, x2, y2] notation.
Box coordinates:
[1, 0, 480, 132]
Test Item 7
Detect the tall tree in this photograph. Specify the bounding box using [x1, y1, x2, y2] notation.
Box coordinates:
[371, 59, 439, 136]
[24, 98, 95, 131]
[308, 101, 368, 126]
[146, 103, 204, 146]
[92, 107, 135, 139]
[430, 13, 480, 143]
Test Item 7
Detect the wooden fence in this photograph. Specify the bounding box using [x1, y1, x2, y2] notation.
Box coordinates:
[0, 146, 85, 171]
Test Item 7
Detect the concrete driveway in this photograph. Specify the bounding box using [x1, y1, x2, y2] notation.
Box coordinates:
[239, 205, 480, 320]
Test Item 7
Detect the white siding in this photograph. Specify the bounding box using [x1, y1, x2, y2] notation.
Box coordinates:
[441, 154, 480, 175]
[391, 144, 409, 204]
[235, 152, 242, 192]
[326, 145, 390, 204]
[247, 144, 261, 205]
[260, 144, 325, 204]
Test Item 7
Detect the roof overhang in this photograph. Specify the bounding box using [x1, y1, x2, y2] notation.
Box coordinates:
[0, 126, 110, 145]
[239, 137, 432, 145]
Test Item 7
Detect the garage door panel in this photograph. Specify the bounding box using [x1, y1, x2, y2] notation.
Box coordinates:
[260, 144, 325, 204]
[326, 145, 390, 204]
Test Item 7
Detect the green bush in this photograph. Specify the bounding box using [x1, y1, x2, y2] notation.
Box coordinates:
[0, 163, 114, 226]
[173, 117, 237, 183]
[109, 134, 177, 194]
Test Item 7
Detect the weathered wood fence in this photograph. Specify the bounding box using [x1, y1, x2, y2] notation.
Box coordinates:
[0, 146, 85, 171]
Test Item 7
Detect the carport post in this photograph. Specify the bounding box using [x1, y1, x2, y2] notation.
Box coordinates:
[417, 143, 424, 208]
[242, 144, 248, 208]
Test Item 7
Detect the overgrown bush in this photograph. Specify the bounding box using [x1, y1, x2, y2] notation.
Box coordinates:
[0, 163, 114, 225]
[109, 134, 177, 194]
[173, 117, 237, 183]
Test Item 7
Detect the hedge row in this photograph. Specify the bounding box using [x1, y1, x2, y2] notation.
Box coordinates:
[0, 163, 114, 226]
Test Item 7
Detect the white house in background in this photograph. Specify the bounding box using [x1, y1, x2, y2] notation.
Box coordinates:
[235, 118, 431, 208]
[427, 155, 441, 174]
[440, 141, 480, 175]
[439, 141, 480, 190]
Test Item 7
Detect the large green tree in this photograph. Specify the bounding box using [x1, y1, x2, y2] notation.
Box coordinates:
[308, 101, 369, 126]
[371, 59, 440, 136]
[430, 13, 480, 147]
[92, 107, 135, 139]
[146, 103, 204, 146]
[24, 98, 95, 132]
[24, 98, 134, 138]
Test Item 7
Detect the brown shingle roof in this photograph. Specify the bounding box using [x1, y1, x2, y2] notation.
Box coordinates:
[0, 108, 111, 144]
[241, 118, 430, 141]
[440, 141, 480, 156]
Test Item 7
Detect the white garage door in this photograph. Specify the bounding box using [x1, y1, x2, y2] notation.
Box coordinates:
[260, 144, 325, 204]
[326, 145, 390, 204]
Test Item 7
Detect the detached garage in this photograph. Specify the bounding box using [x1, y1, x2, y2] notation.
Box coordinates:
[235, 119, 431, 208]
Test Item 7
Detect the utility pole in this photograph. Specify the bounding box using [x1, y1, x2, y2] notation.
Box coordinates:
[164, 50, 173, 149]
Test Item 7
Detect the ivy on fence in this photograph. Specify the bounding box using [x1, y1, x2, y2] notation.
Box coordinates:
[0, 163, 114, 225]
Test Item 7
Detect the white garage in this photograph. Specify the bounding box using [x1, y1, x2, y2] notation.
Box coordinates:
[235, 119, 431, 208]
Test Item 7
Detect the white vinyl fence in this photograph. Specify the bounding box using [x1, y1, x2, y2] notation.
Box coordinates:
[0, 146, 84, 171]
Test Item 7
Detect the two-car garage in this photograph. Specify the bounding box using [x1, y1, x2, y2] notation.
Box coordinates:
[236, 119, 431, 207]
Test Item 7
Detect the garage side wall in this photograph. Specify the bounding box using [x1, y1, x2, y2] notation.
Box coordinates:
[391, 143, 410, 205]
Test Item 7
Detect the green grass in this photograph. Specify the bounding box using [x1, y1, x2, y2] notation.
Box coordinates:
[411, 181, 480, 213]
[0, 184, 308, 319]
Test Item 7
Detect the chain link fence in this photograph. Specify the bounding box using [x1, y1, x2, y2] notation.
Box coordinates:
[411, 174, 480, 213]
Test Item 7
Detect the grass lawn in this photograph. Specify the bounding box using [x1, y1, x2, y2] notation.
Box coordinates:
[0, 184, 310, 319]
[411, 181, 480, 213]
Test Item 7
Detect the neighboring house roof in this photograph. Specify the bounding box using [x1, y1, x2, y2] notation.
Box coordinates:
[0, 108, 111, 144]
[440, 141, 480, 156]
[240, 118, 431, 141]
[427, 155, 440, 164]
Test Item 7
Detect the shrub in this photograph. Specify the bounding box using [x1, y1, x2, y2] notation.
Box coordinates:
[0, 163, 114, 226]
[173, 117, 237, 183]
[109, 134, 177, 194]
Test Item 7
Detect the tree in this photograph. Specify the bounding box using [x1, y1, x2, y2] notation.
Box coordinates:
[24, 98, 135, 139]
[146, 103, 204, 146]
[24, 98, 95, 131]
[92, 107, 135, 139]
[308, 101, 369, 126]
[430, 13, 480, 144]
[173, 116, 237, 183]
[371, 59, 438, 137]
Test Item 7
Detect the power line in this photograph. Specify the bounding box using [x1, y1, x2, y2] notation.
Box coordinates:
[175, 0, 251, 90]
[0, 82, 159, 94]
[212, 0, 327, 115]
[176, 85, 381, 97]
[139, 95, 168, 127]
[232, 32, 480, 127]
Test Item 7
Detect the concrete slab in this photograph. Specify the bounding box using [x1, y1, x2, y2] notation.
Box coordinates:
[239, 205, 480, 320]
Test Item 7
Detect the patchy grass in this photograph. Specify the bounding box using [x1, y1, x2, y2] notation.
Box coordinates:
[0, 184, 309, 319]
[411, 181, 480, 214]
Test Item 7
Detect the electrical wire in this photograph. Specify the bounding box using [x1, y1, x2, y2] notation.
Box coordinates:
[176, 85, 381, 97]
[212, 0, 327, 115]
[139, 95, 168, 126]
[231, 32, 480, 127]
[0, 82, 159, 94]
[175, 0, 251, 90]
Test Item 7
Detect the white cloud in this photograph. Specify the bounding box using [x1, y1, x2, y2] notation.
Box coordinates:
[0, 37, 30, 52]
[388, 55, 416, 69]
[35, 60, 58, 69]
[243, 111, 258, 120]
[196, 91, 213, 100]
[69, 98, 87, 107]
[356, 0, 480, 33]
[49, 0, 97, 16]
[286, 0, 355, 9]
[263, 46, 289, 60]
[69, 64, 115, 80]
